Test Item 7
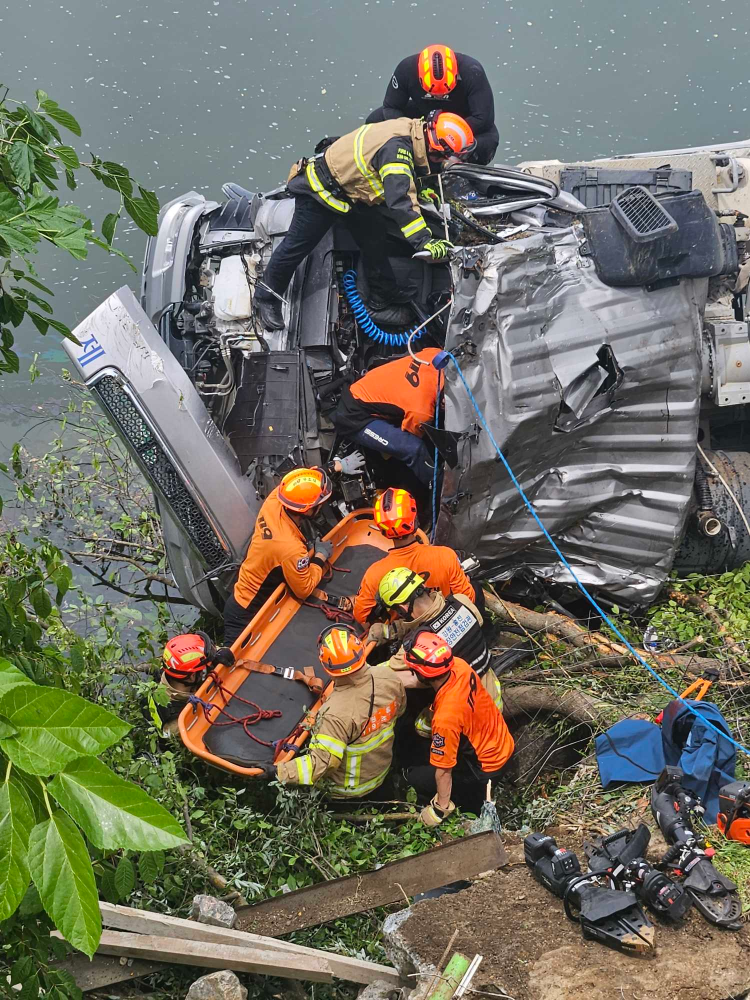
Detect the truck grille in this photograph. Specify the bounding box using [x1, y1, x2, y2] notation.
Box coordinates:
[92, 374, 227, 569]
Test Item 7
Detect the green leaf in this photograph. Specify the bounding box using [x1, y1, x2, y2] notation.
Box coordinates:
[99, 865, 120, 904]
[0, 716, 17, 740]
[101, 212, 119, 247]
[18, 105, 51, 143]
[30, 585, 52, 620]
[0, 223, 39, 254]
[0, 685, 130, 775]
[138, 186, 159, 216]
[0, 772, 35, 919]
[137, 850, 163, 884]
[29, 312, 49, 336]
[8, 142, 36, 190]
[48, 757, 187, 851]
[65, 168, 77, 191]
[52, 565, 73, 605]
[50, 226, 88, 260]
[28, 812, 101, 957]
[18, 882, 43, 916]
[123, 196, 158, 236]
[114, 856, 135, 899]
[0, 658, 34, 697]
[41, 103, 82, 137]
[55, 145, 80, 170]
[0, 182, 22, 221]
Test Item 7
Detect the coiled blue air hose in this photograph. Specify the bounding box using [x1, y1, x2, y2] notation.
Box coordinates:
[342, 270, 425, 348]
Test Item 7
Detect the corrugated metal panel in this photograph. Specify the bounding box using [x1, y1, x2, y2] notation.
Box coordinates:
[438, 233, 705, 605]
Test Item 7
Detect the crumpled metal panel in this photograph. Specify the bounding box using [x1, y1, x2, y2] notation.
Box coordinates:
[437, 233, 706, 605]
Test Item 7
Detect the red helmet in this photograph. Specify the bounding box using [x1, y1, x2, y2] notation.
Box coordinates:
[318, 623, 367, 677]
[162, 632, 212, 682]
[278, 466, 332, 514]
[403, 629, 454, 679]
[418, 45, 458, 97]
[425, 111, 475, 158]
[374, 487, 418, 539]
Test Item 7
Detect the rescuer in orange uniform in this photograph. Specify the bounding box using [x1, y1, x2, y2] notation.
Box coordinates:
[353, 488, 480, 625]
[401, 630, 514, 823]
[333, 348, 443, 487]
[224, 466, 335, 645]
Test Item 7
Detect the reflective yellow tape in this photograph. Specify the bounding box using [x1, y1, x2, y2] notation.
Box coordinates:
[353, 125, 384, 198]
[295, 755, 314, 785]
[401, 216, 428, 238]
[333, 765, 391, 797]
[378, 163, 413, 181]
[305, 161, 350, 213]
[309, 734, 346, 759]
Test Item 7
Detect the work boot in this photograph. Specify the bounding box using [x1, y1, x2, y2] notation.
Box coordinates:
[365, 301, 415, 328]
[255, 291, 285, 331]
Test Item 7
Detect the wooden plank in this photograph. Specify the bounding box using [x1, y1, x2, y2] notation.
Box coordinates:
[98, 903, 401, 986]
[53, 954, 165, 992]
[235, 831, 508, 936]
[95, 930, 334, 983]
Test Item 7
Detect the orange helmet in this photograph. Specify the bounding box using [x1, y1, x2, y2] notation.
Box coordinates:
[162, 632, 212, 682]
[403, 629, 454, 679]
[318, 623, 367, 677]
[374, 487, 418, 539]
[425, 111, 475, 158]
[278, 466, 332, 514]
[418, 45, 458, 97]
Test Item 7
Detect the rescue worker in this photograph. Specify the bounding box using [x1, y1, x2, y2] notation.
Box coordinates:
[401, 631, 514, 822]
[367, 45, 499, 166]
[224, 465, 340, 645]
[155, 632, 233, 732]
[353, 487, 480, 625]
[274, 624, 406, 798]
[254, 111, 475, 331]
[333, 349, 443, 488]
[374, 567, 489, 676]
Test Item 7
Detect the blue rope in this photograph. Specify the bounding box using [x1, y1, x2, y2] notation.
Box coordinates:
[430, 369, 442, 542]
[440, 350, 750, 757]
[342, 270, 425, 348]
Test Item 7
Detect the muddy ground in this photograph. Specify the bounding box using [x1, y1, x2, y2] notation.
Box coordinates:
[392, 840, 750, 1000]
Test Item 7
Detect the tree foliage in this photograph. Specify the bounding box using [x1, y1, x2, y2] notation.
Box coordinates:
[0, 85, 159, 375]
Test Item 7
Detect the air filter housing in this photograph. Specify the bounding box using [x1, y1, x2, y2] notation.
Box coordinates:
[610, 185, 678, 243]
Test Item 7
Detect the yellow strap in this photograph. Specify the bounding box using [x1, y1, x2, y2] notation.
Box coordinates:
[305, 161, 350, 213]
[401, 216, 428, 238]
[353, 125, 385, 198]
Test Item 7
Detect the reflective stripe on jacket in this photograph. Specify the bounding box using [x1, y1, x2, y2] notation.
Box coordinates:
[276, 664, 406, 798]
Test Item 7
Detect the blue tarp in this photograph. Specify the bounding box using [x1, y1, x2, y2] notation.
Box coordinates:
[595, 699, 736, 822]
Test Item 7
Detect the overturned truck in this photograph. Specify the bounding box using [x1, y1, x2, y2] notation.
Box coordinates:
[65, 140, 750, 614]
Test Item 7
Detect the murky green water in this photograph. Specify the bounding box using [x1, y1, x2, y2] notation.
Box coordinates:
[1, 0, 748, 449]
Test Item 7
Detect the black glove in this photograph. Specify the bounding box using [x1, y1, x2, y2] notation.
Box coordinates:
[254, 762, 277, 780]
[212, 646, 235, 668]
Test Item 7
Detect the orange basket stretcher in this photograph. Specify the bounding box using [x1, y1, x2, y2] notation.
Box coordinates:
[178, 509, 395, 778]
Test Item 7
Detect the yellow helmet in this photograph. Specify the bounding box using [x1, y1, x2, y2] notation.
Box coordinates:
[377, 567, 426, 610]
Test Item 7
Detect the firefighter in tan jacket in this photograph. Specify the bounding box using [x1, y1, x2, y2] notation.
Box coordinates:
[254, 112, 476, 331]
[275, 624, 406, 798]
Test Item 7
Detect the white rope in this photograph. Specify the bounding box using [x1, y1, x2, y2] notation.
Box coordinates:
[406, 297, 454, 362]
[697, 443, 750, 543]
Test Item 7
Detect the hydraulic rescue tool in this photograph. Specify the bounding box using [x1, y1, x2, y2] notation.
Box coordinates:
[524, 832, 655, 954]
[585, 824, 692, 922]
[651, 766, 742, 928]
[717, 780, 750, 844]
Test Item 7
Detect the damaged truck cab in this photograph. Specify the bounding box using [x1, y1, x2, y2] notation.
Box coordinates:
[64, 143, 750, 614]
